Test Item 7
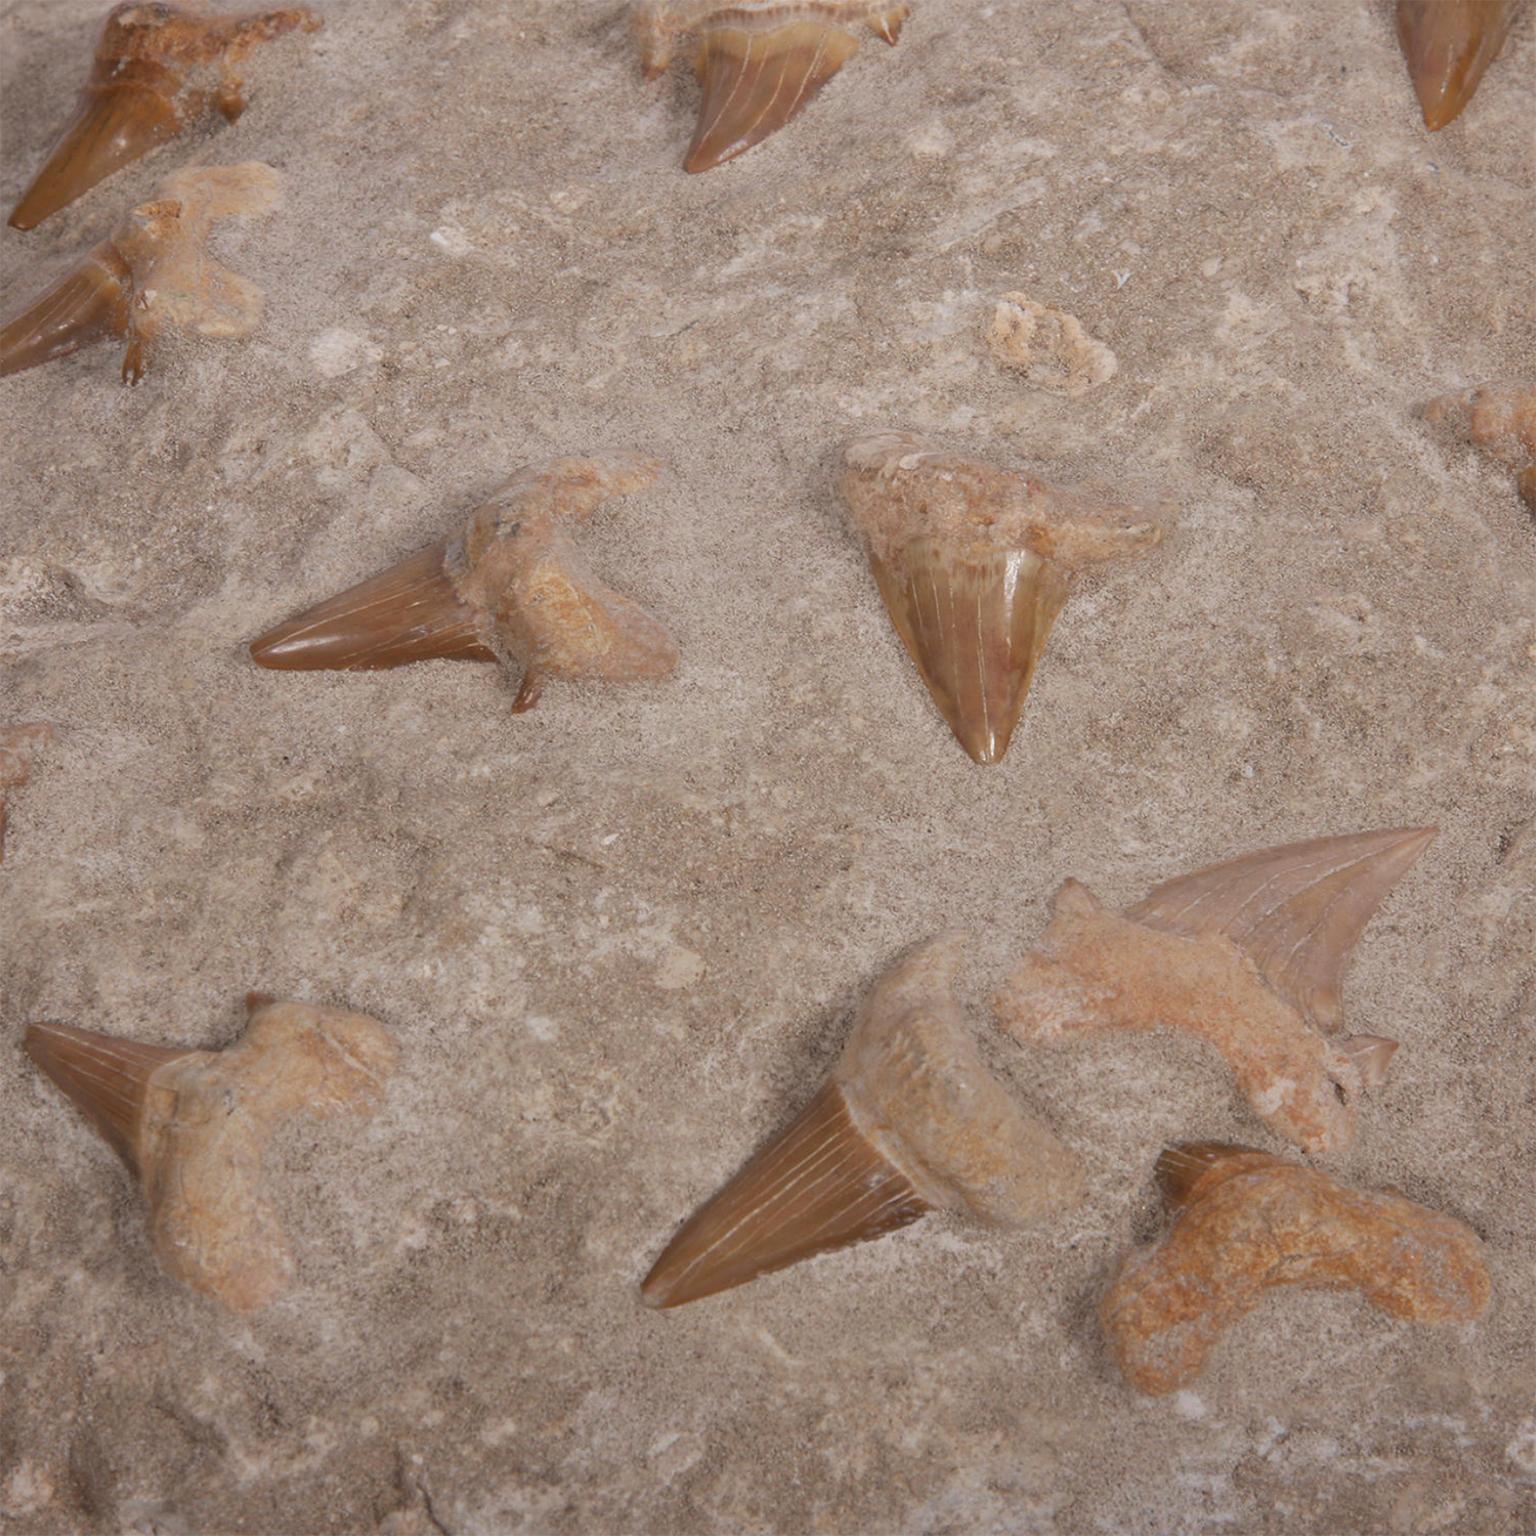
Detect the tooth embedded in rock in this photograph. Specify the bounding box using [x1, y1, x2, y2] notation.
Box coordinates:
[642, 933, 1083, 1308]
[2, 162, 281, 385]
[24, 996, 396, 1313]
[632, 1, 911, 172]
[1421, 380, 1536, 510]
[839, 430, 1170, 765]
[1102, 1143, 1492, 1394]
[994, 828, 1436, 1154]
[0, 723, 56, 864]
[9, 2, 320, 230]
[251, 454, 681, 711]
[1394, 0, 1520, 132]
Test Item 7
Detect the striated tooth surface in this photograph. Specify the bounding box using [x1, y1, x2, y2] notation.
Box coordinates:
[643, 934, 1082, 1307]
[633, 1, 910, 172]
[1395, 0, 1520, 131]
[10, 2, 320, 229]
[0, 244, 134, 379]
[840, 430, 1169, 764]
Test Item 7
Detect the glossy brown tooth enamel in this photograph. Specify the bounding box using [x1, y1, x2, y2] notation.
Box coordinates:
[642, 934, 1083, 1307]
[9, 2, 320, 229]
[0, 244, 133, 378]
[250, 543, 496, 670]
[1394, 0, 1519, 131]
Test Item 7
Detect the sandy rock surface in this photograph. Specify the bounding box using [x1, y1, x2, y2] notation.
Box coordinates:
[2, 1, 1533, 1532]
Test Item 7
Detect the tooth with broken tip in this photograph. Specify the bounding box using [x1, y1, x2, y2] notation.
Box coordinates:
[631, 1, 911, 172]
[24, 995, 397, 1313]
[250, 454, 681, 712]
[9, 1, 320, 230]
[1394, 0, 1520, 132]
[642, 933, 1083, 1308]
[994, 827, 1438, 1154]
[839, 430, 1170, 765]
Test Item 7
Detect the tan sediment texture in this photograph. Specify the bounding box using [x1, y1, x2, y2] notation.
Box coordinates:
[1423, 381, 1536, 515]
[1102, 1143, 1492, 1396]
[0, 723, 55, 864]
[642, 933, 1082, 1305]
[24, 997, 397, 1313]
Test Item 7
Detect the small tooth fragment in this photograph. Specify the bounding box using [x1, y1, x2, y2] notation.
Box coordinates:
[1103, 1143, 1492, 1394]
[251, 454, 681, 712]
[1394, 0, 1520, 132]
[642, 933, 1083, 1308]
[995, 828, 1436, 1154]
[840, 430, 1170, 764]
[632, 2, 910, 172]
[24, 997, 396, 1313]
[0, 723, 56, 864]
[1, 162, 281, 385]
[1421, 380, 1536, 511]
[988, 293, 1118, 398]
[9, 1, 320, 229]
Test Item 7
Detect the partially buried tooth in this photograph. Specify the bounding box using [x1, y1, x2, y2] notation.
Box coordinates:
[24, 995, 396, 1313]
[840, 431, 1171, 765]
[1394, 0, 1520, 132]
[0, 723, 56, 865]
[632, 1, 910, 172]
[1103, 1143, 1491, 1394]
[1, 162, 281, 384]
[1421, 380, 1536, 512]
[251, 454, 681, 712]
[642, 933, 1083, 1308]
[9, 1, 320, 230]
[995, 827, 1437, 1154]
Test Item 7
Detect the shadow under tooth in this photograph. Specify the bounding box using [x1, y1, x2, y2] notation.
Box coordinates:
[684, 21, 860, 172]
[642, 1081, 930, 1307]
[1395, 0, 1518, 131]
[249, 544, 497, 670]
[0, 248, 132, 377]
[24, 1021, 189, 1171]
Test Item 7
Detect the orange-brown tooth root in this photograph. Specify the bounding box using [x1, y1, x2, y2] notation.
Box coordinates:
[995, 830, 1437, 1155]
[1103, 1146, 1492, 1394]
[250, 544, 496, 671]
[643, 934, 1083, 1307]
[641, 1080, 931, 1308]
[0, 245, 133, 378]
[0, 723, 56, 864]
[8, 2, 320, 229]
[1126, 826, 1437, 1033]
[1395, 0, 1520, 131]
[841, 431, 1169, 765]
[254, 455, 680, 709]
[25, 999, 396, 1313]
[24, 1021, 189, 1171]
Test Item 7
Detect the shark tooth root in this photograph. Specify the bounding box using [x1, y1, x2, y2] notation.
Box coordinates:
[25, 998, 396, 1312]
[1104, 1148, 1492, 1394]
[1395, 0, 1520, 131]
[9, 2, 320, 228]
[632, 2, 909, 172]
[840, 430, 1171, 764]
[642, 934, 1082, 1307]
[253, 455, 679, 710]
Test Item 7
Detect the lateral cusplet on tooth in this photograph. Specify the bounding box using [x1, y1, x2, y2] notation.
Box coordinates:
[1102, 1143, 1491, 1394]
[632, 1, 910, 172]
[1, 162, 280, 384]
[1394, 0, 1520, 132]
[24, 994, 397, 1313]
[994, 827, 1437, 1154]
[9, 1, 320, 230]
[642, 933, 1083, 1308]
[250, 453, 681, 712]
[840, 430, 1171, 765]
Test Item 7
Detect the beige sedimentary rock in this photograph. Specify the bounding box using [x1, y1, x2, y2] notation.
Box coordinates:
[0, 724, 54, 864]
[1423, 381, 1536, 515]
[987, 294, 1117, 397]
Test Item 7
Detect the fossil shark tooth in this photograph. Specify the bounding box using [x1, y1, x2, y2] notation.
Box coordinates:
[642, 933, 1083, 1308]
[840, 431, 1170, 765]
[995, 828, 1436, 1154]
[0, 723, 56, 864]
[1104, 1143, 1492, 1394]
[251, 454, 681, 711]
[24, 997, 396, 1313]
[1394, 0, 1520, 131]
[632, 1, 910, 172]
[9, 1, 320, 230]
[2, 162, 280, 384]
